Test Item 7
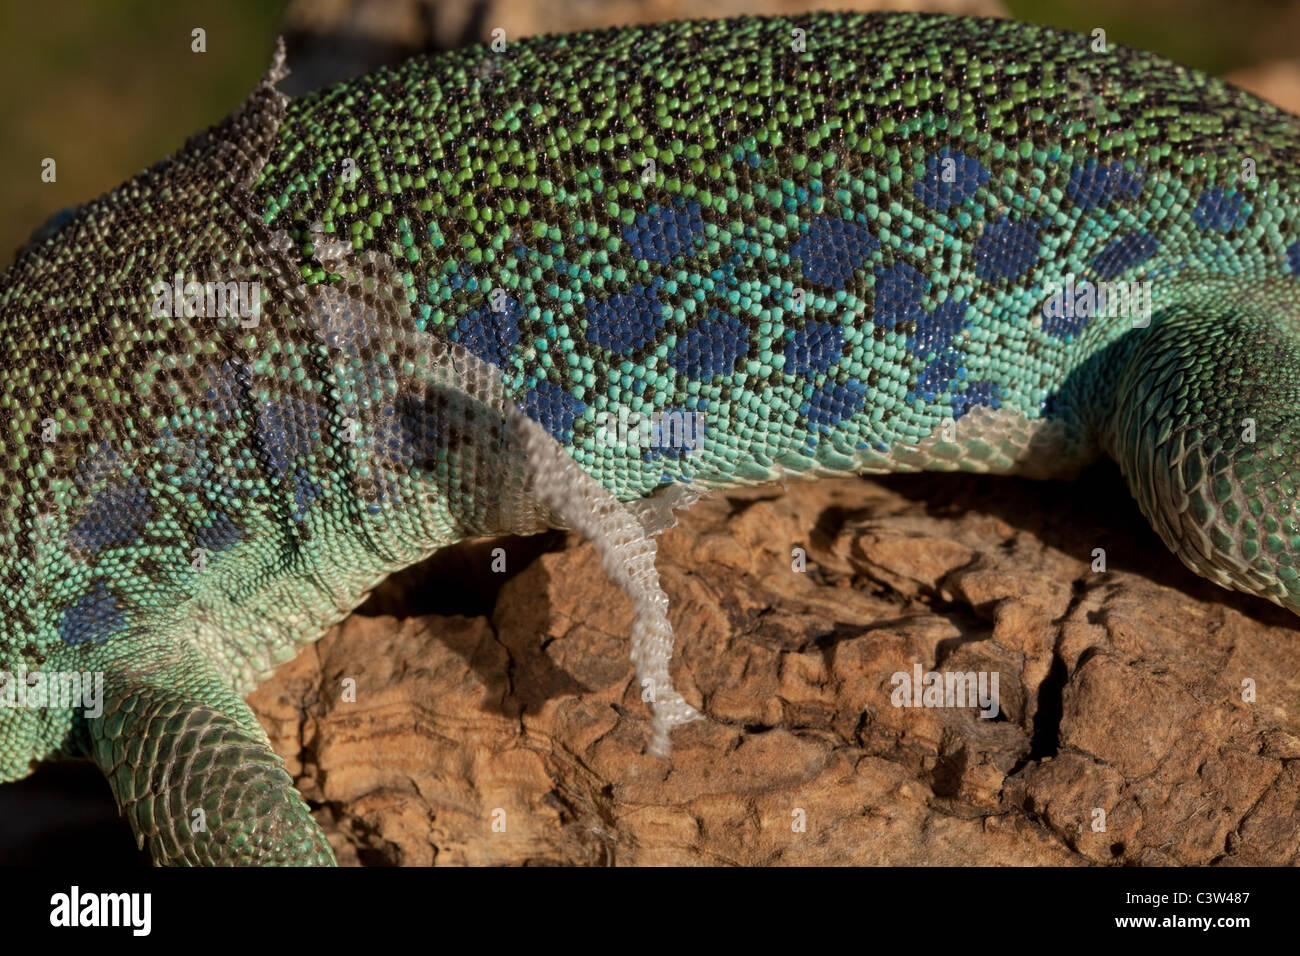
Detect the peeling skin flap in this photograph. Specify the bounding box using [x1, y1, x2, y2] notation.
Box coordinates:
[508, 408, 701, 756]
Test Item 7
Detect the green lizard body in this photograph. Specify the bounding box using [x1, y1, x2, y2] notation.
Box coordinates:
[3, 11, 1300, 864]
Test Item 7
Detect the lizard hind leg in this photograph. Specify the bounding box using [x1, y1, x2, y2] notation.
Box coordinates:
[1104, 280, 1300, 614]
[508, 408, 702, 757]
[88, 643, 335, 866]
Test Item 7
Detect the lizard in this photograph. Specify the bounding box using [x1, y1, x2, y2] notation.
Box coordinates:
[3, 10, 1300, 866]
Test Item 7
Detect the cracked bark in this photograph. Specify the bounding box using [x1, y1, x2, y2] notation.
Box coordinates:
[249, 465, 1300, 865]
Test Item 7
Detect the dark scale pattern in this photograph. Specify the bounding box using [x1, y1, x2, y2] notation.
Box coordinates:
[7, 12, 1300, 864]
[250, 11, 1300, 501]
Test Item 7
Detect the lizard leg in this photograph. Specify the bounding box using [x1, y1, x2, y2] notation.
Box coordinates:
[88, 644, 335, 866]
[1104, 281, 1300, 613]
